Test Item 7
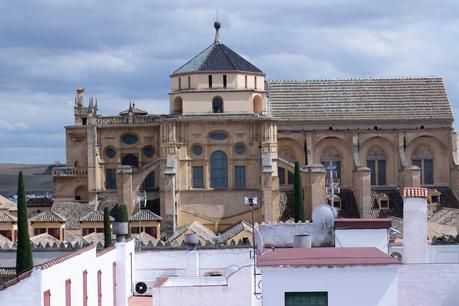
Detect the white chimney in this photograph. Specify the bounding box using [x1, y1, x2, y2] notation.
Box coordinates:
[403, 187, 428, 263]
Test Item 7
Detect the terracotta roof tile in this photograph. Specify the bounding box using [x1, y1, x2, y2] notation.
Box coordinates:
[403, 187, 428, 198]
[80, 210, 114, 222]
[129, 210, 162, 222]
[30, 210, 66, 222]
[258, 247, 401, 268]
[268, 77, 453, 123]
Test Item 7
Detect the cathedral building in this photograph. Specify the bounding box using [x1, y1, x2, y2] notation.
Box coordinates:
[53, 22, 459, 236]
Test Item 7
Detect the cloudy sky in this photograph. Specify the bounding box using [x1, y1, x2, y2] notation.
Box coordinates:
[1, 0, 459, 164]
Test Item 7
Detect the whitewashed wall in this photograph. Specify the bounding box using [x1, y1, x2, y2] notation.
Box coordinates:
[261, 265, 399, 306]
[0, 270, 41, 306]
[398, 264, 459, 306]
[335, 229, 389, 253]
[389, 244, 459, 263]
[134, 248, 251, 282]
[153, 265, 260, 306]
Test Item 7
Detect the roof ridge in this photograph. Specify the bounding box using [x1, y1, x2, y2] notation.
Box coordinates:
[172, 43, 215, 75]
[268, 76, 443, 83]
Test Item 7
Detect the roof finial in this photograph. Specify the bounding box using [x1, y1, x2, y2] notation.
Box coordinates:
[214, 16, 221, 44]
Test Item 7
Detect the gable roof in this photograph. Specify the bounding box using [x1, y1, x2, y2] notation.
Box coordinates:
[129, 210, 162, 222]
[79, 210, 114, 222]
[172, 42, 263, 76]
[268, 77, 453, 123]
[0, 195, 17, 211]
[219, 220, 252, 243]
[167, 221, 217, 245]
[30, 210, 66, 223]
[0, 211, 17, 223]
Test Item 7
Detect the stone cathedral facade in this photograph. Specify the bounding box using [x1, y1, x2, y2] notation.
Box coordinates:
[53, 23, 459, 236]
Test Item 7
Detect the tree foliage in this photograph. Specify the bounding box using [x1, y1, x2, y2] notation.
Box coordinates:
[293, 161, 305, 222]
[103, 207, 112, 248]
[16, 172, 33, 275]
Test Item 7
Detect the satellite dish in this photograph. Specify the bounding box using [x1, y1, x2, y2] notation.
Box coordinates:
[253, 226, 264, 255]
[312, 204, 336, 228]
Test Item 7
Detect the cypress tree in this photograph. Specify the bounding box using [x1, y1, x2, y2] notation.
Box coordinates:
[293, 161, 305, 222]
[116, 203, 130, 238]
[16, 172, 33, 274]
[103, 207, 112, 248]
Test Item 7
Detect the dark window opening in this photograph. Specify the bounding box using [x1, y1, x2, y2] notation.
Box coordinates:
[420, 125, 425, 129]
[178, 77, 182, 90]
[208, 75, 213, 88]
[288, 171, 294, 185]
[121, 154, 139, 168]
[82, 118, 87, 125]
[278, 167, 285, 185]
[328, 127, 333, 131]
[235, 166, 246, 188]
[143, 171, 155, 191]
[374, 126, 378, 130]
[211, 151, 228, 188]
[245, 75, 248, 89]
[188, 76, 191, 89]
[223, 75, 227, 88]
[254, 76, 257, 89]
[212, 97, 223, 113]
[105, 169, 117, 190]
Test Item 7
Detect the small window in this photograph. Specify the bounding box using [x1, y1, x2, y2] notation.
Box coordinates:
[210, 151, 228, 188]
[192, 145, 203, 155]
[121, 134, 138, 145]
[178, 77, 182, 90]
[223, 75, 227, 88]
[188, 76, 191, 89]
[208, 75, 213, 88]
[278, 166, 285, 185]
[105, 169, 117, 190]
[105, 147, 116, 159]
[65, 279, 71, 306]
[254, 76, 257, 89]
[235, 166, 246, 188]
[287, 171, 294, 185]
[235, 144, 245, 155]
[143, 146, 154, 158]
[285, 292, 328, 306]
[82, 118, 87, 125]
[209, 132, 227, 140]
[212, 96, 223, 113]
[245, 75, 248, 89]
[192, 166, 204, 188]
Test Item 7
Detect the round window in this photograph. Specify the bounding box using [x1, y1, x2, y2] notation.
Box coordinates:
[143, 146, 154, 158]
[105, 148, 116, 159]
[235, 144, 245, 155]
[192, 145, 203, 156]
[122, 134, 138, 145]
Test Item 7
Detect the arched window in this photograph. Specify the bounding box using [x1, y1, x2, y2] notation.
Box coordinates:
[412, 144, 433, 185]
[75, 186, 88, 201]
[173, 96, 183, 115]
[212, 97, 223, 113]
[366, 145, 387, 186]
[253, 95, 262, 114]
[122, 154, 139, 168]
[210, 151, 228, 188]
[320, 146, 341, 180]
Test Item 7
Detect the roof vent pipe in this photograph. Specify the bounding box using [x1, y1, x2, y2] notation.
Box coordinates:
[293, 234, 312, 248]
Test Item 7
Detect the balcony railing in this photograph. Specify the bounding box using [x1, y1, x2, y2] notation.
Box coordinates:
[96, 115, 159, 126]
[52, 167, 88, 177]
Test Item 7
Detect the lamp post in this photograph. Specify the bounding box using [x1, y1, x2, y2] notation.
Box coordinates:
[244, 196, 260, 297]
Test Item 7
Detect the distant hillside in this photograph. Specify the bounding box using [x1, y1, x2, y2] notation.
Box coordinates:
[0, 164, 54, 196]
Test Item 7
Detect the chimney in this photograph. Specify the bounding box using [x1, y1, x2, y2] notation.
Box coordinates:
[403, 187, 428, 263]
[184, 233, 199, 276]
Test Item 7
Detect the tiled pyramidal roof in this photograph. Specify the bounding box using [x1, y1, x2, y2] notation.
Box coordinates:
[80, 210, 114, 222]
[0, 211, 17, 223]
[129, 209, 162, 221]
[30, 210, 66, 222]
[172, 42, 263, 75]
[268, 77, 453, 122]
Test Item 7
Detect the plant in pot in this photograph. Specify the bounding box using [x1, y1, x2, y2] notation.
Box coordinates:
[112, 203, 130, 242]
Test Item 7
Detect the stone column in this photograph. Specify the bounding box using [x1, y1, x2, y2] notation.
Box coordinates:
[117, 166, 134, 213]
[400, 166, 421, 190]
[353, 166, 372, 218]
[303, 164, 326, 219]
[160, 156, 177, 236]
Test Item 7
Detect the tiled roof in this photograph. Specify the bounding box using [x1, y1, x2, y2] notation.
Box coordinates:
[52, 201, 97, 229]
[219, 220, 252, 242]
[27, 197, 53, 208]
[79, 210, 114, 222]
[129, 210, 162, 221]
[30, 233, 60, 246]
[0, 195, 17, 211]
[403, 187, 428, 198]
[0, 211, 17, 223]
[172, 42, 263, 76]
[268, 78, 453, 122]
[30, 210, 66, 222]
[258, 247, 401, 268]
[82, 232, 104, 245]
[334, 218, 391, 230]
[167, 221, 217, 245]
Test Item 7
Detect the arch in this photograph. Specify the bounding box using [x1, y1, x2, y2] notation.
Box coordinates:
[253, 95, 262, 114]
[75, 186, 88, 202]
[210, 150, 228, 188]
[367, 145, 387, 160]
[278, 137, 304, 164]
[212, 96, 224, 113]
[173, 96, 183, 114]
[411, 143, 434, 185]
[122, 154, 139, 168]
[314, 136, 352, 186]
[142, 171, 156, 191]
[360, 136, 396, 186]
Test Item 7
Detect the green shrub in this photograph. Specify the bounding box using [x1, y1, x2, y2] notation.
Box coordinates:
[16, 172, 33, 274]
